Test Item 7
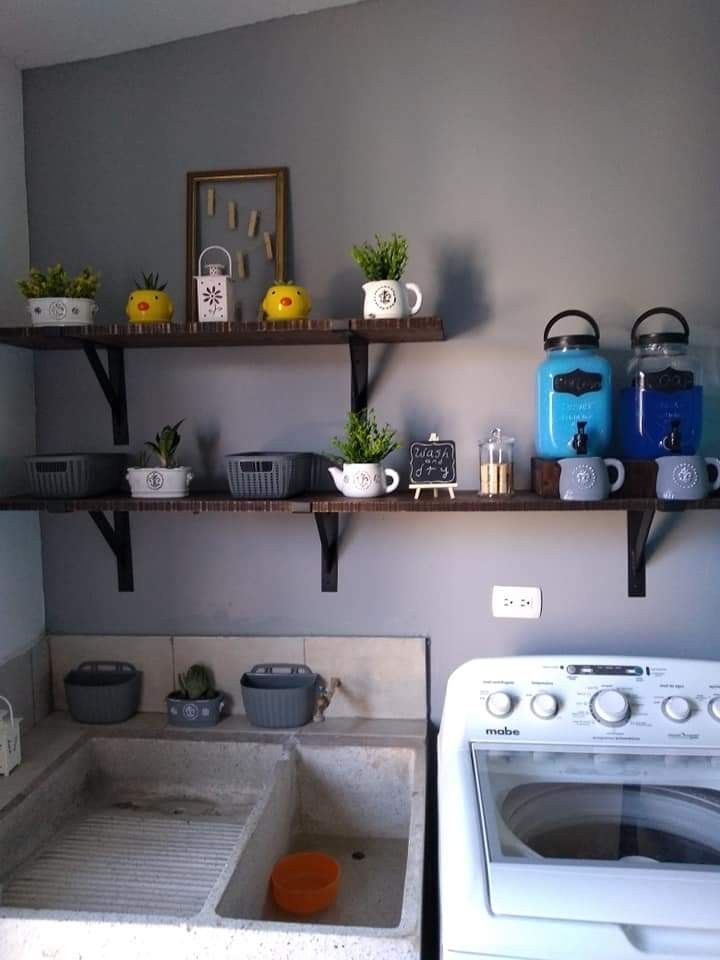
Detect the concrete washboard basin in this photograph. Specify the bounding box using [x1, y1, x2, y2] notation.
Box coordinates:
[0, 729, 425, 960]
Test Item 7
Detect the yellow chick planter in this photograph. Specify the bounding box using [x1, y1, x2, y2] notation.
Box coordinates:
[262, 283, 312, 322]
[126, 272, 174, 324]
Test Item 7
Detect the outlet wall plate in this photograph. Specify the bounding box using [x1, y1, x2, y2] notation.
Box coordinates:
[492, 585, 542, 619]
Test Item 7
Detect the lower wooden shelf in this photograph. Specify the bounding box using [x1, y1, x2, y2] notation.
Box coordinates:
[1, 490, 717, 595]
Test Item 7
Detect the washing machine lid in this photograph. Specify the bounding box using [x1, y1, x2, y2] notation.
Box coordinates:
[471, 744, 720, 929]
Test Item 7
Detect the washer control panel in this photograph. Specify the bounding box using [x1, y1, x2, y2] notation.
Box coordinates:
[448, 655, 720, 747]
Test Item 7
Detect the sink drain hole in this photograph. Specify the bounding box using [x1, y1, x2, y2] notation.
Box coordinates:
[352, 851, 365, 860]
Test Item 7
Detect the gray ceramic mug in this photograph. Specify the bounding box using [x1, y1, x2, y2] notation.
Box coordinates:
[655, 455, 720, 500]
[558, 457, 625, 501]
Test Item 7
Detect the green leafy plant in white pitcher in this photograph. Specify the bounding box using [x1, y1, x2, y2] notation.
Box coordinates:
[351, 233, 422, 321]
[328, 409, 401, 499]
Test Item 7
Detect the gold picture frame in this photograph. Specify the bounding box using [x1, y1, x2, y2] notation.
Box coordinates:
[185, 167, 288, 325]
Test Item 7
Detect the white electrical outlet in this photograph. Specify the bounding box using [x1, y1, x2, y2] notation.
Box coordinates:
[491, 585, 542, 619]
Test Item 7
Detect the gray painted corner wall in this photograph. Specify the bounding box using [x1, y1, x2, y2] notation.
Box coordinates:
[22, 0, 720, 719]
[0, 51, 45, 666]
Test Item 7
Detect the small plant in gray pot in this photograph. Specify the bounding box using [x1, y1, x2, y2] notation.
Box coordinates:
[167, 664, 224, 727]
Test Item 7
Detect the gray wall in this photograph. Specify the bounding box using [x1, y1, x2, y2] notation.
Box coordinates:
[23, 0, 720, 719]
[0, 51, 45, 664]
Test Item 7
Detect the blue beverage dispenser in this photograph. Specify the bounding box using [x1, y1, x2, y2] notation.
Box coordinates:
[536, 310, 612, 458]
[620, 307, 702, 458]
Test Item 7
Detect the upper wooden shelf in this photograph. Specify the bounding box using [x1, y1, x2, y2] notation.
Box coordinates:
[0, 316, 444, 350]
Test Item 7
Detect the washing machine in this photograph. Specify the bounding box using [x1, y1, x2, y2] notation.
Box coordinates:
[438, 655, 720, 960]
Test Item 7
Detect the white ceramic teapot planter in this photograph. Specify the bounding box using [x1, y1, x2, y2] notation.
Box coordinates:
[362, 280, 422, 320]
[126, 466, 193, 499]
[329, 462, 400, 499]
[27, 297, 97, 327]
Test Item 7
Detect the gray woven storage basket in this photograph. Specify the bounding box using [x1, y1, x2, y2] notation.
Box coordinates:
[241, 664, 317, 728]
[64, 661, 141, 724]
[26, 454, 127, 498]
[225, 452, 311, 499]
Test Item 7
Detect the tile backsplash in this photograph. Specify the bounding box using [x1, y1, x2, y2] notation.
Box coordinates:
[0, 636, 51, 730]
[46, 635, 427, 721]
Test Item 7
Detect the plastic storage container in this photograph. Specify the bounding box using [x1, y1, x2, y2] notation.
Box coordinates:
[226, 453, 311, 499]
[241, 663, 318, 728]
[479, 427, 515, 496]
[64, 661, 141, 724]
[26, 454, 127, 498]
[536, 311, 612, 459]
[620, 307, 703, 458]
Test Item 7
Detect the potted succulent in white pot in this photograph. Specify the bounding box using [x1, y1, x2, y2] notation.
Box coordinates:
[18, 264, 100, 327]
[351, 233, 422, 320]
[127, 420, 193, 499]
[167, 664, 224, 727]
[328, 408, 401, 498]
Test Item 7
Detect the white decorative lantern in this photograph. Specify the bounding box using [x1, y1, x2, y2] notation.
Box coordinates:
[0, 697, 22, 777]
[195, 245, 235, 324]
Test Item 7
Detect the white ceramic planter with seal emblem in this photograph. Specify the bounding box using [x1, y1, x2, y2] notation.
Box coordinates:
[328, 462, 400, 499]
[27, 297, 97, 327]
[361, 280, 422, 320]
[126, 466, 193, 499]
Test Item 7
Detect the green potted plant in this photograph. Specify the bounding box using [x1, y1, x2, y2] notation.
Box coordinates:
[328, 408, 401, 498]
[126, 420, 193, 499]
[18, 264, 101, 327]
[167, 664, 224, 727]
[351, 233, 422, 320]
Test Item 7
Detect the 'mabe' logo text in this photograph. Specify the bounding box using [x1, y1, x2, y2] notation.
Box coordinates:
[485, 726, 520, 736]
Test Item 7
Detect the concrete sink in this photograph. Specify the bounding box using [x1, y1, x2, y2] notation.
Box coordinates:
[0, 725, 425, 960]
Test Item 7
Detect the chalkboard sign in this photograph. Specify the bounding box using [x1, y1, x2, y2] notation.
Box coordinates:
[409, 434, 457, 499]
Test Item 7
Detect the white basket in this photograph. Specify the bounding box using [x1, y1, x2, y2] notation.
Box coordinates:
[0, 696, 22, 777]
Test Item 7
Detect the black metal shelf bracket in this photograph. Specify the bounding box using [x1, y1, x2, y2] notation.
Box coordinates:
[89, 511, 134, 592]
[627, 509, 655, 598]
[315, 513, 339, 592]
[82, 344, 129, 445]
[349, 336, 369, 413]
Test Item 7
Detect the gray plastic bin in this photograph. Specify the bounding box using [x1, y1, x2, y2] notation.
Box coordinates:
[26, 454, 127, 498]
[226, 453, 311, 499]
[64, 661, 141, 724]
[241, 663, 318, 728]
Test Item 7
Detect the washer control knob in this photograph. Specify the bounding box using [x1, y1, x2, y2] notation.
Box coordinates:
[662, 696, 692, 723]
[531, 693, 559, 719]
[486, 691, 513, 718]
[708, 698, 720, 722]
[590, 689, 631, 727]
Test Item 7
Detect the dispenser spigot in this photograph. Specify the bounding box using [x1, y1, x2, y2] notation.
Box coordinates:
[662, 419, 682, 453]
[571, 421, 588, 456]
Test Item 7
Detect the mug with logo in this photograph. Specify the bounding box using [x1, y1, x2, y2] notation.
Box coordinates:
[558, 457, 625, 501]
[655, 455, 720, 500]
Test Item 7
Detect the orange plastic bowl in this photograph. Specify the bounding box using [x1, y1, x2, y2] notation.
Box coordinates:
[271, 851, 340, 915]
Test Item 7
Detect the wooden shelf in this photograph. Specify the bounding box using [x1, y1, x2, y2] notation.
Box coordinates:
[0, 316, 445, 447]
[1, 490, 717, 597]
[0, 316, 444, 350]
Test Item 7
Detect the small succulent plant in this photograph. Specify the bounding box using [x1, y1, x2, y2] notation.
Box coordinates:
[178, 664, 215, 700]
[145, 420, 184, 468]
[134, 271, 167, 291]
[18, 264, 101, 299]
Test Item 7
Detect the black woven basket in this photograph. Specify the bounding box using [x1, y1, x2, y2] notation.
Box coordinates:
[64, 661, 141, 724]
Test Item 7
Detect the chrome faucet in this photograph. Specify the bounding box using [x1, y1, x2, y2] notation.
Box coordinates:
[314, 677, 341, 722]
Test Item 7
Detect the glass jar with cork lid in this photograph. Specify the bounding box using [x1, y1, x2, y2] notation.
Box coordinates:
[479, 427, 514, 497]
